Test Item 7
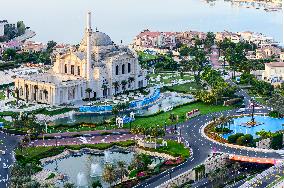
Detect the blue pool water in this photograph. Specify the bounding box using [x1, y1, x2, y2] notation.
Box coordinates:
[222, 116, 284, 139]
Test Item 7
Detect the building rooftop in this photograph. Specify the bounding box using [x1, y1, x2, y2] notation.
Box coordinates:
[266, 62, 284, 68]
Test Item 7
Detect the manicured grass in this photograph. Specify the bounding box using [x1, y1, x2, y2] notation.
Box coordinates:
[15, 140, 135, 164]
[0, 91, 5, 100]
[156, 140, 190, 158]
[32, 107, 75, 116]
[164, 82, 203, 93]
[125, 101, 233, 128]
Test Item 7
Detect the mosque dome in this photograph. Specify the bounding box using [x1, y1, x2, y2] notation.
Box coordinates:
[80, 31, 113, 48]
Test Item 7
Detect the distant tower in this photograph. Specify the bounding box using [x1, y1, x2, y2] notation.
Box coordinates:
[86, 12, 93, 81]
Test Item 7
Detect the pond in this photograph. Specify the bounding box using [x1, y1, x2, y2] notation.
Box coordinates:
[222, 116, 284, 139]
[43, 148, 163, 187]
[53, 92, 194, 125]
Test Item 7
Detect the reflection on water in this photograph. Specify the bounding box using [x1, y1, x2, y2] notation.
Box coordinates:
[54, 92, 193, 125]
[44, 150, 163, 187]
[44, 151, 134, 187]
[222, 116, 284, 139]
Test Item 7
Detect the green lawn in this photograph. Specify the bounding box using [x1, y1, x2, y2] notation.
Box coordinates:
[125, 101, 233, 128]
[156, 140, 190, 158]
[148, 72, 194, 85]
[15, 140, 135, 164]
[32, 107, 75, 116]
[164, 82, 203, 93]
[0, 91, 5, 100]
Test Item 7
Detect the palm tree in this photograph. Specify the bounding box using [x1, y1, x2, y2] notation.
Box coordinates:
[128, 77, 135, 89]
[14, 87, 20, 106]
[116, 161, 128, 183]
[6, 87, 11, 99]
[63, 182, 76, 188]
[112, 81, 119, 94]
[102, 164, 117, 186]
[121, 80, 127, 92]
[85, 88, 92, 102]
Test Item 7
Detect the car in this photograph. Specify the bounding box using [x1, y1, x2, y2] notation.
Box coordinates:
[3, 163, 8, 169]
[236, 108, 246, 113]
[1, 150, 5, 155]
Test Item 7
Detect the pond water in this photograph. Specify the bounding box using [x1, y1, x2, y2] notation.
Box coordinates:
[43, 149, 163, 187]
[53, 92, 193, 125]
[1, 0, 281, 44]
[222, 116, 284, 139]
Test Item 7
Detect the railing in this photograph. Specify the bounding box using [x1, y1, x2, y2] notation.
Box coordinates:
[79, 89, 161, 113]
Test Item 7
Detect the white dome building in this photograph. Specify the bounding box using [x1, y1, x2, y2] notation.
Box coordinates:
[15, 12, 147, 106]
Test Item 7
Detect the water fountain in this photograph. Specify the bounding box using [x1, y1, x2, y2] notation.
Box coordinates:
[104, 150, 112, 163]
[243, 100, 262, 127]
[77, 172, 88, 187]
[67, 111, 76, 124]
[90, 163, 102, 177]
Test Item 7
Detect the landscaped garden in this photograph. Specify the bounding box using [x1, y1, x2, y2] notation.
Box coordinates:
[13, 138, 190, 188]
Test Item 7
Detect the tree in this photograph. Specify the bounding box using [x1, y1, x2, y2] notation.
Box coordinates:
[85, 88, 92, 102]
[268, 93, 284, 116]
[17, 21, 26, 36]
[46, 40, 57, 53]
[271, 133, 283, 150]
[130, 153, 151, 171]
[2, 48, 17, 61]
[15, 87, 20, 106]
[112, 81, 119, 94]
[92, 180, 102, 188]
[121, 80, 128, 91]
[116, 161, 128, 183]
[102, 164, 118, 186]
[63, 182, 76, 188]
[128, 77, 135, 88]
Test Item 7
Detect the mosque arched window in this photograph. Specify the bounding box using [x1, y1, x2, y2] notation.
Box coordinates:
[116, 65, 119, 75]
[122, 64, 125, 74]
[64, 64, 68, 73]
[71, 65, 75, 75]
[128, 63, 131, 73]
[78, 66, 80, 76]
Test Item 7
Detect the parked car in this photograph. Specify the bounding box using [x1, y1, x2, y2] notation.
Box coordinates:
[3, 163, 8, 169]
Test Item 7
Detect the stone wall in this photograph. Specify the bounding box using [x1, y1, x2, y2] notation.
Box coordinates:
[256, 138, 271, 149]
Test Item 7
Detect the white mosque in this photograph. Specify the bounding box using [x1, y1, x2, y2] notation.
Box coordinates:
[15, 12, 148, 106]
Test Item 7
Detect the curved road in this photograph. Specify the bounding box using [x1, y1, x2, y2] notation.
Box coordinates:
[135, 81, 281, 188]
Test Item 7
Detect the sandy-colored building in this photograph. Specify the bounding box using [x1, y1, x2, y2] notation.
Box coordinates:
[15, 12, 147, 106]
[262, 62, 284, 83]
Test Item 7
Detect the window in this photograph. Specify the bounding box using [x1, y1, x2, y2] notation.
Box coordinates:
[71, 65, 75, 75]
[78, 66, 80, 76]
[128, 63, 131, 73]
[116, 65, 119, 75]
[122, 64, 125, 74]
[64, 64, 68, 73]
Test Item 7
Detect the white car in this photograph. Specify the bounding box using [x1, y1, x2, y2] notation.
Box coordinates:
[236, 108, 246, 113]
[3, 163, 8, 169]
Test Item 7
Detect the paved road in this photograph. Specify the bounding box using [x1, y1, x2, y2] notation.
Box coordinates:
[135, 77, 281, 188]
[0, 133, 18, 188]
[29, 132, 137, 147]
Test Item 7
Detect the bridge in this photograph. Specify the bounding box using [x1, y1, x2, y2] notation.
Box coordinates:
[229, 154, 284, 165]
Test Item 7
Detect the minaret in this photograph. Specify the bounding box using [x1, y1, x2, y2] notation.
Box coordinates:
[86, 11, 93, 81]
